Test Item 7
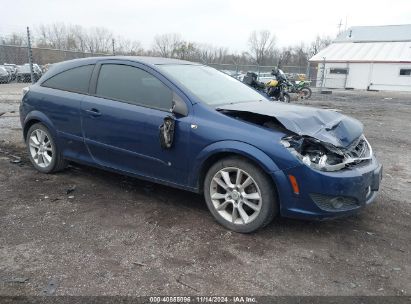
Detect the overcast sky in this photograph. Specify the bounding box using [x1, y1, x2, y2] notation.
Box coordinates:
[1, 0, 411, 52]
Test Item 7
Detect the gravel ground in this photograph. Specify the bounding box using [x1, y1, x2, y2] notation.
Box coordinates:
[0, 83, 410, 296]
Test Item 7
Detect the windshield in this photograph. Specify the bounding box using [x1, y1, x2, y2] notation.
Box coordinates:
[158, 64, 265, 106]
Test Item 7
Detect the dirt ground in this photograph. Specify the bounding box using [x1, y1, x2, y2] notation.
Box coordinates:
[0, 83, 410, 296]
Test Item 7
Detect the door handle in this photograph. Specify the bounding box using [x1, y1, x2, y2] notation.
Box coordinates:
[85, 108, 101, 117]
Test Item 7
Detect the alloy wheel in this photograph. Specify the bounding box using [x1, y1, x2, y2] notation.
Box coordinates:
[29, 129, 54, 168]
[210, 167, 262, 225]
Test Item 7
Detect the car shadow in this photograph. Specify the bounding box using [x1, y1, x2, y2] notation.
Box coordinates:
[64, 162, 371, 239]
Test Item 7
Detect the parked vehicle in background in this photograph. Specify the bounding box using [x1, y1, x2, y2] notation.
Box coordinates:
[17, 63, 42, 83]
[4, 63, 17, 81]
[235, 72, 246, 81]
[243, 71, 266, 91]
[20, 56, 382, 233]
[221, 70, 237, 77]
[0, 66, 11, 83]
[265, 68, 293, 102]
[243, 70, 291, 103]
[42, 63, 53, 73]
[257, 72, 273, 84]
[33, 64, 43, 78]
[287, 80, 312, 99]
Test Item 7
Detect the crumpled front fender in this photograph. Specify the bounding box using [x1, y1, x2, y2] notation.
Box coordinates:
[188, 140, 282, 190]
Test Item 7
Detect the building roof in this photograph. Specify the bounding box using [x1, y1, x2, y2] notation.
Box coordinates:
[310, 24, 411, 63]
[310, 41, 411, 63]
[335, 24, 411, 43]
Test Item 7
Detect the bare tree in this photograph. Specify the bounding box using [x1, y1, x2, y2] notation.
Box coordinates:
[152, 33, 182, 57]
[116, 38, 144, 55]
[34, 23, 143, 55]
[2, 22, 336, 68]
[0, 32, 26, 46]
[71, 25, 87, 52]
[308, 35, 332, 57]
[248, 30, 276, 65]
[277, 46, 293, 67]
[292, 43, 308, 66]
[85, 27, 113, 53]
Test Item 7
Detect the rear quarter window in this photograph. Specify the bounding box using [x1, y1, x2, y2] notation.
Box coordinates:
[41, 65, 94, 94]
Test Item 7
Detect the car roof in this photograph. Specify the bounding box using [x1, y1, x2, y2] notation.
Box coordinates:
[41, 56, 201, 82]
[61, 56, 198, 67]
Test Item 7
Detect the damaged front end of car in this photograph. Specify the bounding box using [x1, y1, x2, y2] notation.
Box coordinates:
[216, 101, 382, 219]
[217, 102, 373, 172]
[280, 134, 373, 172]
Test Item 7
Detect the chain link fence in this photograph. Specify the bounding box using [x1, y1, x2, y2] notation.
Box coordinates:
[208, 63, 319, 85]
[0, 26, 114, 84]
[1, 26, 319, 87]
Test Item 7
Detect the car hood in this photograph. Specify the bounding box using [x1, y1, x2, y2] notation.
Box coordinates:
[218, 101, 363, 148]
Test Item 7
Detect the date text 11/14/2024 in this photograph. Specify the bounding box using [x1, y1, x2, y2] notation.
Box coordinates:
[149, 296, 257, 303]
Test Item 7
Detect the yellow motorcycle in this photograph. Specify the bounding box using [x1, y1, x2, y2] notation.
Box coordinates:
[265, 68, 291, 103]
[243, 70, 290, 103]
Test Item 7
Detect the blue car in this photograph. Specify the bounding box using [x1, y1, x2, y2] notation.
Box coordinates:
[19, 57, 382, 233]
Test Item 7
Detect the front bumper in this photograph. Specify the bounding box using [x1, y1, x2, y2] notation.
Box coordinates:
[272, 157, 382, 220]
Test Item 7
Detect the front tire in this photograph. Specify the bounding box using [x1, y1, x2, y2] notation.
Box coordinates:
[282, 93, 291, 103]
[26, 123, 67, 173]
[204, 157, 278, 233]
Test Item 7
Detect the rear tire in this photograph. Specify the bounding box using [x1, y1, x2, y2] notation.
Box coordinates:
[301, 87, 312, 99]
[204, 157, 278, 233]
[26, 123, 68, 173]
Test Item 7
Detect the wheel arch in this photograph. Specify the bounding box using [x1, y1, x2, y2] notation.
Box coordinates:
[23, 111, 58, 141]
[191, 141, 281, 193]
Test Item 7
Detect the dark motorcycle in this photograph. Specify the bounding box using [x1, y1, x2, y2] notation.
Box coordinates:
[242, 70, 290, 103]
[265, 68, 291, 103]
[242, 72, 265, 91]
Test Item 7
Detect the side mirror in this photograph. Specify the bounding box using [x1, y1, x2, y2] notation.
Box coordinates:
[171, 93, 188, 117]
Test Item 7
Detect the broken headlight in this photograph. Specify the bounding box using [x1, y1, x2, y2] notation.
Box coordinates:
[281, 135, 372, 172]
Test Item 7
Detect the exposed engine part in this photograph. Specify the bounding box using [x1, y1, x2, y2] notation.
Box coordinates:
[281, 135, 372, 171]
[218, 108, 371, 171]
[159, 116, 175, 149]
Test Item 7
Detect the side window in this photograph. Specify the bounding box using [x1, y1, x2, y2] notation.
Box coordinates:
[399, 69, 411, 76]
[329, 68, 348, 75]
[42, 65, 94, 94]
[95, 64, 172, 111]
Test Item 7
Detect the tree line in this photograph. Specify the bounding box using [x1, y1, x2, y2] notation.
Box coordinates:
[0, 24, 332, 67]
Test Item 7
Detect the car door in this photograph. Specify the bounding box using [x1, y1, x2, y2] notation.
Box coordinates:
[39, 64, 95, 158]
[81, 61, 192, 186]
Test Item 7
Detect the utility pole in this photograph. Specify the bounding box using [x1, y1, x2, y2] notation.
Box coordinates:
[112, 38, 115, 55]
[26, 26, 35, 84]
[320, 57, 326, 93]
[338, 19, 343, 35]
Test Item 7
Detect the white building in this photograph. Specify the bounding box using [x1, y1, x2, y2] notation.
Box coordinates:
[310, 24, 411, 91]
